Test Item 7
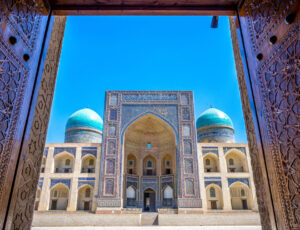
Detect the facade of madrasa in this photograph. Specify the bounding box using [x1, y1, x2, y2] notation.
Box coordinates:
[33, 91, 260, 226]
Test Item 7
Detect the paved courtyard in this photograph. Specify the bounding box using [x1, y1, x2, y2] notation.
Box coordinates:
[33, 226, 262, 230]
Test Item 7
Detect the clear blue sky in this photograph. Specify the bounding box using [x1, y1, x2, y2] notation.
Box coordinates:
[46, 16, 247, 143]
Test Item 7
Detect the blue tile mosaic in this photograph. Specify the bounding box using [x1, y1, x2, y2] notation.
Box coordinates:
[228, 178, 249, 187]
[50, 179, 71, 188]
[53, 147, 76, 157]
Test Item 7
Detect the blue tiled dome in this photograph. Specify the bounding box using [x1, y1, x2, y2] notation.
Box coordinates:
[66, 108, 103, 131]
[196, 108, 233, 130]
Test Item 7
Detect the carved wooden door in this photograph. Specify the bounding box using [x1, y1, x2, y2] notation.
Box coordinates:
[0, 1, 51, 228]
[0, 1, 66, 229]
[238, 1, 299, 229]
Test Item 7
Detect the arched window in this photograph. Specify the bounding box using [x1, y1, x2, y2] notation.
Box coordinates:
[85, 188, 91, 198]
[53, 190, 58, 197]
[65, 159, 71, 166]
[164, 186, 173, 199]
[206, 158, 210, 166]
[210, 187, 216, 197]
[89, 159, 94, 166]
[147, 160, 152, 168]
[241, 188, 245, 196]
[166, 160, 170, 167]
[229, 158, 234, 166]
[126, 186, 135, 199]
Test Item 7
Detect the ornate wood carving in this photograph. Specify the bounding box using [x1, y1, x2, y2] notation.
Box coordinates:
[7, 16, 66, 230]
[0, 0, 50, 227]
[229, 16, 275, 230]
[238, 1, 299, 229]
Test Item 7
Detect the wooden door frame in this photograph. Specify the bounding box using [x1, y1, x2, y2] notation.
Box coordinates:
[0, 1, 298, 230]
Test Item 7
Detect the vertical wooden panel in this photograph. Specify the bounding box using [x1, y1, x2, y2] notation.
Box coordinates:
[0, 0, 51, 227]
[229, 16, 276, 230]
[238, 1, 299, 229]
[5, 16, 66, 230]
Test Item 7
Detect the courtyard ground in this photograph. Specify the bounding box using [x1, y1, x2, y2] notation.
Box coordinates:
[32, 226, 262, 230]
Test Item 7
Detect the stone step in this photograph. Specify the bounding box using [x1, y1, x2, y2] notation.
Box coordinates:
[141, 212, 158, 226]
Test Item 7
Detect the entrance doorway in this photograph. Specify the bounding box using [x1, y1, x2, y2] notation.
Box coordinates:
[84, 201, 90, 210]
[51, 200, 57, 210]
[242, 199, 248, 210]
[211, 201, 217, 210]
[143, 189, 156, 212]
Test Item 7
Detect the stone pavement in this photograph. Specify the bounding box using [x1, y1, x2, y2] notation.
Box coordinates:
[32, 226, 262, 230]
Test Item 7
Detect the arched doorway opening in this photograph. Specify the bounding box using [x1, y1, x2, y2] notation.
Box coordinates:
[144, 188, 156, 212]
[225, 149, 248, 173]
[81, 154, 96, 173]
[230, 182, 252, 210]
[205, 184, 223, 210]
[53, 152, 74, 173]
[49, 183, 69, 210]
[203, 153, 220, 172]
[77, 185, 93, 211]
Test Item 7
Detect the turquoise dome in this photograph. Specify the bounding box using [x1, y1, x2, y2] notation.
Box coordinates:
[66, 108, 103, 131]
[196, 108, 233, 130]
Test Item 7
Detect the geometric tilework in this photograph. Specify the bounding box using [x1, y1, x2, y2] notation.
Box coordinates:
[202, 146, 218, 156]
[53, 147, 76, 157]
[223, 147, 246, 155]
[78, 177, 96, 181]
[204, 177, 221, 180]
[228, 178, 249, 187]
[204, 181, 222, 188]
[50, 179, 71, 189]
[78, 181, 95, 188]
[82, 147, 97, 158]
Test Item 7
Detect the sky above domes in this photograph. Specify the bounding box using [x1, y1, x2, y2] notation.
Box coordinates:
[46, 16, 247, 143]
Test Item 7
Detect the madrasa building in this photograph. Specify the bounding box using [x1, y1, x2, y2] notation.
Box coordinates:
[33, 91, 260, 226]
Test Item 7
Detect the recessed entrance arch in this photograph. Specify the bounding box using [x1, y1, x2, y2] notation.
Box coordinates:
[0, 1, 297, 229]
[143, 188, 156, 212]
[123, 113, 177, 210]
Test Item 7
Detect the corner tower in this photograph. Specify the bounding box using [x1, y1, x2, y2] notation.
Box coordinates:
[97, 91, 201, 213]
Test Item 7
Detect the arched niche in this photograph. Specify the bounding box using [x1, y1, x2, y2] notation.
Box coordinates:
[77, 185, 93, 211]
[203, 153, 220, 172]
[143, 155, 156, 176]
[161, 154, 173, 175]
[162, 185, 173, 207]
[49, 183, 69, 210]
[225, 149, 248, 173]
[205, 184, 223, 210]
[126, 186, 137, 207]
[229, 181, 252, 210]
[123, 113, 177, 177]
[81, 154, 96, 173]
[53, 151, 74, 173]
[127, 154, 137, 175]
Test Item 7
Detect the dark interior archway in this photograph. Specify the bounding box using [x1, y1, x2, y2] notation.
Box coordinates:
[143, 188, 156, 212]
